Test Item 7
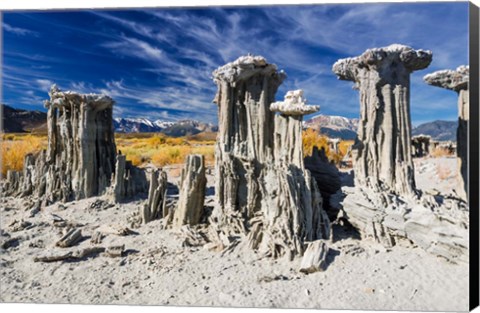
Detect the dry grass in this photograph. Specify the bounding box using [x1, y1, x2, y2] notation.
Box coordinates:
[302, 128, 353, 165]
[2, 129, 353, 175]
[1, 133, 47, 176]
[303, 128, 330, 157]
[431, 147, 455, 158]
[114, 133, 215, 168]
[339, 140, 354, 156]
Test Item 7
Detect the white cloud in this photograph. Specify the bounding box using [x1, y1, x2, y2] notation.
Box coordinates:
[36, 79, 54, 91]
[3, 23, 36, 36]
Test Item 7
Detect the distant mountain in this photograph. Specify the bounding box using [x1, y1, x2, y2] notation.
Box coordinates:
[304, 114, 458, 142]
[162, 120, 218, 137]
[113, 117, 218, 137]
[1, 105, 217, 137]
[1, 104, 47, 133]
[412, 120, 457, 141]
[113, 118, 175, 133]
[304, 114, 359, 140]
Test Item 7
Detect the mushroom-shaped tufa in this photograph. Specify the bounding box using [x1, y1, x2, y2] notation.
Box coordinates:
[332, 44, 432, 82]
[423, 65, 469, 92]
[270, 90, 320, 116]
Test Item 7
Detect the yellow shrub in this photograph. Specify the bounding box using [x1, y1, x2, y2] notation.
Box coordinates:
[431, 147, 454, 158]
[191, 145, 215, 165]
[339, 140, 354, 156]
[151, 146, 193, 167]
[147, 134, 166, 147]
[302, 129, 355, 165]
[127, 154, 143, 166]
[165, 137, 188, 146]
[1, 135, 46, 176]
[302, 128, 330, 157]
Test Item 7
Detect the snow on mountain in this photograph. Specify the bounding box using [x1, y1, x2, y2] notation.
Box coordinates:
[113, 117, 217, 136]
[304, 114, 359, 140]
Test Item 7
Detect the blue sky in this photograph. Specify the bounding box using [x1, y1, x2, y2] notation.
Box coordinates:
[1, 2, 469, 125]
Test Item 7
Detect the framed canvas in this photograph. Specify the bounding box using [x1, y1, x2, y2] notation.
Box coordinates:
[0, 0, 479, 312]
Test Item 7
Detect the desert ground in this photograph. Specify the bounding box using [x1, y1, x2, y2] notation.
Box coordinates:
[0, 155, 468, 311]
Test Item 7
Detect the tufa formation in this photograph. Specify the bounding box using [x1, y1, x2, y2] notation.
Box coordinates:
[424, 65, 469, 200]
[211, 56, 330, 259]
[333, 44, 432, 195]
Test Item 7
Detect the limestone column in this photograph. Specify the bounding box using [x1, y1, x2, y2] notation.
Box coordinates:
[211, 56, 330, 258]
[332, 44, 432, 195]
[211, 55, 286, 220]
[43, 85, 117, 202]
[269, 89, 330, 244]
[174, 154, 207, 227]
[424, 66, 469, 200]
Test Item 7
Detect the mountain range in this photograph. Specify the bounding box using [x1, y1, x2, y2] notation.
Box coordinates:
[1, 104, 47, 133]
[411, 120, 457, 141]
[113, 118, 218, 136]
[304, 114, 359, 140]
[1, 104, 457, 141]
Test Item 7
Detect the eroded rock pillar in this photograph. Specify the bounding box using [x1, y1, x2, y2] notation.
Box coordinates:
[212, 55, 286, 220]
[412, 135, 431, 158]
[333, 44, 432, 195]
[424, 66, 469, 200]
[212, 56, 330, 258]
[174, 154, 207, 227]
[143, 169, 168, 223]
[44, 85, 117, 202]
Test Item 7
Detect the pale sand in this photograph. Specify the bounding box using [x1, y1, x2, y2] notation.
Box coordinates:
[0, 157, 468, 311]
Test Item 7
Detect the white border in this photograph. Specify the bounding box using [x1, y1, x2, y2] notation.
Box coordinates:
[0, 1, 478, 313]
[0, 0, 478, 10]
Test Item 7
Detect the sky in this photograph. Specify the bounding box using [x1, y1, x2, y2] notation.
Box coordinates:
[1, 2, 469, 125]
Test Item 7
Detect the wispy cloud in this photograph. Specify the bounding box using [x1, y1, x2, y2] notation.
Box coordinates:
[36, 79, 54, 91]
[3, 22, 36, 36]
[67, 79, 217, 122]
[92, 11, 173, 44]
[2, 3, 468, 124]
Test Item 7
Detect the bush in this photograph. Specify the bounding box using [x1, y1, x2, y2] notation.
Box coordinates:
[431, 147, 454, 158]
[302, 128, 330, 157]
[151, 146, 192, 167]
[1, 135, 46, 176]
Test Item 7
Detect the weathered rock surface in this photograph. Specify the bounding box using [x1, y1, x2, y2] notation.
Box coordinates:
[212, 55, 285, 220]
[173, 154, 207, 227]
[56, 228, 83, 248]
[299, 240, 329, 273]
[340, 186, 469, 263]
[333, 44, 432, 195]
[412, 135, 431, 158]
[212, 56, 330, 260]
[3, 85, 117, 202]
[332, 45, 469, 263]
[142, 169, 168, 223]
[109, 155, 148, 203]
[424, 66, 469, 200]
[327, 138, 340, 155]
[2, 85, 150, 205]
[44, 85, 117, 202]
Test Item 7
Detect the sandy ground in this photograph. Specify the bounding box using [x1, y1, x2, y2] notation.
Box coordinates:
[0, 157, 468, 311]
